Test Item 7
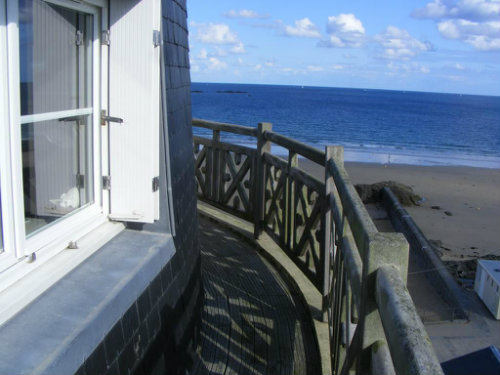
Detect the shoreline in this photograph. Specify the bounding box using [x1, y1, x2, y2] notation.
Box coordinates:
[192, 127, 500, 170]
[299, 159, 500, 263]
[213, 137, 500, 169]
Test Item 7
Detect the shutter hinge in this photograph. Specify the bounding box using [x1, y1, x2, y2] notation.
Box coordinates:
[101, 30, 110, 45]
[153, 30, 161, 47]
[152, 176, 159, 192]
[103, 176, 111, 190]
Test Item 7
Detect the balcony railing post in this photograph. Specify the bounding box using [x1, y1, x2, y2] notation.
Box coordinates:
[254, 122, 272, 239]
[321, 146, 336, 321]
[212, 129, 221, 202]
[357, 232, 409, 372]
[285, 151, 298, 250]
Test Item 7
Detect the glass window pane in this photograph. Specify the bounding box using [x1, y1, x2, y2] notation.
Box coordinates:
[22, 116, 94, 236]
[19, 1, 94, 237]
[19, 0, 93, 115]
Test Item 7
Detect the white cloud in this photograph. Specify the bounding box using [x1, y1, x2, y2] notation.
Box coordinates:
[248, 20, 283, 30]
[412, 0, 500, 50]
[230, 41, 245, 54]
[207, 57, 227, 70]
[437, 19, 500, 50]
[283, 18, 322, 38]
[455, 63, 466, 70]
[189, 58, 200, 73]
[198, 48, 208, 59]
[327, 13, 365, 34]
[412, 0, 500, 21]
[281, 67, 300, 74]
[224, 9, 270, 19]
[194, 23, 240, 45]
[412, 0, 449, 19]
[213, 47, 228, 56]
[320, 14, 365, 48]
[374, 26, 432, 59]
[443, 74, 466, 81]
[387, 61, 431, 75]
[307, 65, 324, 72]
[193, 22, 247, 55]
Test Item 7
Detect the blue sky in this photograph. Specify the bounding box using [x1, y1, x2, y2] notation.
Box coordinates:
[186, 0, 500, 96]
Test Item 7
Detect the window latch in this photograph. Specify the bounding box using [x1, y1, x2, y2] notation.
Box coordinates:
[101, 110, 123, 126]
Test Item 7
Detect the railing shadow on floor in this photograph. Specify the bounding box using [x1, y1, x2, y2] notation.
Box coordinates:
[192, 118, 444, 375]
[190, 218, 321, 375]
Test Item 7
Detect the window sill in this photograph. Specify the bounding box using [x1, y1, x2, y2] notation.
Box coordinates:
[0, 227, 175, 374]
[0, 219, 125, 326]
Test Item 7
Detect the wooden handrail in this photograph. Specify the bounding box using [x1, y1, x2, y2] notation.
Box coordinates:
[263, 130, 325, 165]
[376, 265, 443, 374]
[193, 118, 258, 137]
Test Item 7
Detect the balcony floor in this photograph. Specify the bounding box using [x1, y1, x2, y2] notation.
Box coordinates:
[190, 217, 321, 375]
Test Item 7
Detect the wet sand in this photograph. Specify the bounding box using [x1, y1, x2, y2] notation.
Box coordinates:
[299, 160, 500, 262]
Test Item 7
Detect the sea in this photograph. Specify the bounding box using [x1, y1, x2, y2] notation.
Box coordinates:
[191, 82, 500, 168]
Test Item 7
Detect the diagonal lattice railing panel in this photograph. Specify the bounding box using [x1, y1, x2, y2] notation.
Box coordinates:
[292, 182, 324, 285]
[263, 161, 286, 245]
[262, 152, 326, 291]
[193, 134, 256, 221]
[193, 140, 210, 198]
[219, 149, 254, 217]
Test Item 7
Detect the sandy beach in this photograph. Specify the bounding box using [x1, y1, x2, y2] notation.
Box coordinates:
[299, 160, 500, 262]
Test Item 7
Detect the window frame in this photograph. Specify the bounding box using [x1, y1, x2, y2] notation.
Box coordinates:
[0, 0, 107, 271]
[0, 0, 176, 326]
[0, 0, 10, 255]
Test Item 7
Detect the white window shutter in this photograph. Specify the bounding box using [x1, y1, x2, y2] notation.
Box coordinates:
[108, 0, 160, 223]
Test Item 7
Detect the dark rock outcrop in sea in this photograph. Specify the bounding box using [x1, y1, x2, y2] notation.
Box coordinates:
[216, 90, 248, 94]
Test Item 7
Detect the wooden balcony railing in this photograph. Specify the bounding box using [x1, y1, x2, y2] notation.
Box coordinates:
[192, 118, 443, 375]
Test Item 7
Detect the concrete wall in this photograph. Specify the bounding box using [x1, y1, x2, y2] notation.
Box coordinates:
[382, 187, 468, 321]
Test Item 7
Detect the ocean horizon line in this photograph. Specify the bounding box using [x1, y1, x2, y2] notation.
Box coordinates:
[192, 81, 500, 99]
